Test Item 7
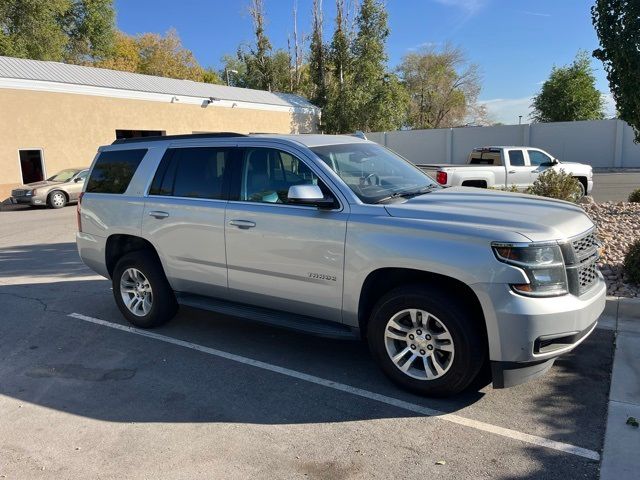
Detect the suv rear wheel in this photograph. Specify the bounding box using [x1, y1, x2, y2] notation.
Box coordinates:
[367, 284, 486, 397]
[112, 251, 178, 328]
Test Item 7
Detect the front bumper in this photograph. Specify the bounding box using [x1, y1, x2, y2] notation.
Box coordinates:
[10, 195, 46, 206]
[471, 275, 606, 387]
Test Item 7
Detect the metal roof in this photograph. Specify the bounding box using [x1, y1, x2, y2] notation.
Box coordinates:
[0, 55, 316, 110]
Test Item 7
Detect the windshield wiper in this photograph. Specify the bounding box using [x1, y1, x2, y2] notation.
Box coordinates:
[375, 185, 438, 204]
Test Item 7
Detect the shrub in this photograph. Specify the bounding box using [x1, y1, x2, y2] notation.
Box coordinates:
[628, 188, 640, 203]
[490, 185, 520, 192]
[624, 239, 640, 285]
[526, 169, 582, 202]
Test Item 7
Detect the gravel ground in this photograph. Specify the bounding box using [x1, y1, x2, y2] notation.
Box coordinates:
[582, 201, 640, 297]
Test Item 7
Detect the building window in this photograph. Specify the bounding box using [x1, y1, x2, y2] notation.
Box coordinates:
[19, 149, 45, 184]
[115, 129, 165, 140]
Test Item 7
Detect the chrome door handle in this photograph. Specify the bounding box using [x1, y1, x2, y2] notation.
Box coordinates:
[229, 219, 256, 229]
[148, 211, 169, 219]
[508, 170, 516, 174]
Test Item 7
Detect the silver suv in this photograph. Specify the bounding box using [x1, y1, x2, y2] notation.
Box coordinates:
[76, 133, 606, 396]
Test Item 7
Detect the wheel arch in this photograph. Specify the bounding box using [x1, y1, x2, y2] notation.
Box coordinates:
[105, 234, 161, 279]
[573, 176, 588, 194]
[357, 268, 487, 342]
[48, 189, 69, 201]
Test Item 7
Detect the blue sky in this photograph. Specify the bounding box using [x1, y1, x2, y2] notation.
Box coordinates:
[114, 0, 613, 124]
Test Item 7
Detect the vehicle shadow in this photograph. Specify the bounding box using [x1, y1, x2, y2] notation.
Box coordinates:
[0, 274, 609, 478]
[0, 242, 95, 279]
[0, 276, 488, 425]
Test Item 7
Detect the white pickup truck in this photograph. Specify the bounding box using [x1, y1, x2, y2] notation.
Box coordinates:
[421, 147, 593, 196]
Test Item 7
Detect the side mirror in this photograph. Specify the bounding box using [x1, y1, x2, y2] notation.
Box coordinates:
[541, 159, 558, 167]
[287, 185, 335, 208]
[74, 177, 84, 183]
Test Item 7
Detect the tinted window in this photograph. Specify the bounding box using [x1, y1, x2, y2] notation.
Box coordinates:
[240, 148, 330, 205]
[469, 157, 499, 165]
[508, 150, 525, 166]
[149, 147, 230, 200]
[86, 149, 147, 194]
[528, 150, 552, 166]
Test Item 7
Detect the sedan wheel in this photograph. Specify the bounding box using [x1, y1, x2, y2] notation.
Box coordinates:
[49, 191, 67, 208]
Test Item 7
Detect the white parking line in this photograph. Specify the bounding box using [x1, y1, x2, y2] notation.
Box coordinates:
[68, 312, 600, 461]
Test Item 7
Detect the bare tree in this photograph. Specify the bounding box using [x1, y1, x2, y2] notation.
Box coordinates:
[398, 45, 482, 129]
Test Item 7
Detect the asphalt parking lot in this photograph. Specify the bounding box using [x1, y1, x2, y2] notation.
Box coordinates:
[0, 207, 615, 479]
[591, 172, 640, 203]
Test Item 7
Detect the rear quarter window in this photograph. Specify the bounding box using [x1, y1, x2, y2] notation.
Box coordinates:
[86, 149, 147, 194]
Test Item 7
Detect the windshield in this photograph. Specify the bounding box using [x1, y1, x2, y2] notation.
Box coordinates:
[47, 169, 79, 182]
[310, 143, 437, 204]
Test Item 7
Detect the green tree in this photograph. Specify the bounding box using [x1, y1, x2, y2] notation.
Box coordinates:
[62, 0, 115, 63]
[242, 0, 274, 91]
[0, 0, 70, 60]
[220, 52, 249, 87]
[531, 51, 605, 123]
[271, 49, 293, 92]
[309, 0, 329, 109]
[350, 0, 407, 131]
[0, 0, 114, 62]
[592, 0, 640, 141]
[324, 0, 355, 133]
[398, 45, 482, 129]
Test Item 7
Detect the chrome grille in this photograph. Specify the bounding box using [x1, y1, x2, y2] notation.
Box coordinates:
[577, 261, 598, 295]
[571, 232, 598, 260]
[11, 189, 28, 197]
[562, 228, 600, 296]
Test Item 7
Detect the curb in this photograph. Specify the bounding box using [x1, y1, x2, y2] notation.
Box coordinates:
[600, 296, 640, 480]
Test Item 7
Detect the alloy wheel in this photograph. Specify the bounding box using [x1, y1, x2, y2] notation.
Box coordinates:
[120, 268, 153, 317]
[384, 308, 455, 380]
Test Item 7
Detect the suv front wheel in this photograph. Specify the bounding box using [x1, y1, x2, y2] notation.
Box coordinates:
[112, 251, 178, 328]
[367, 284, 486, 397]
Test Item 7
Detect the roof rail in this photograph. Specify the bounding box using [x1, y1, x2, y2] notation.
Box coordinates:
[111, 132, 248, 145]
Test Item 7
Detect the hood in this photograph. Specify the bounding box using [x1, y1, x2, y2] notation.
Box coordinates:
[22, 180, 63, 189]
[384, 186, 594, 242]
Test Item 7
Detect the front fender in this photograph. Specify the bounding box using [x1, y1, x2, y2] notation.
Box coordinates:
[341, 216, 529, 327]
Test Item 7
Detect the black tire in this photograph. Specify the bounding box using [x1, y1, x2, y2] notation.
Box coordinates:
[112, 250, 178, 328]
[48, 190, 67, 209]
[574, 178, 586, 198]
[367, 284, 487, 397]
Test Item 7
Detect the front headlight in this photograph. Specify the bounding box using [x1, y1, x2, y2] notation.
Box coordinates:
[492, 242, 568, 297]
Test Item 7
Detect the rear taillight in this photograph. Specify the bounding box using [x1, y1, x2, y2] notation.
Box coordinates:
[436, 171, 448, 185]
[77, 192, 84, 232]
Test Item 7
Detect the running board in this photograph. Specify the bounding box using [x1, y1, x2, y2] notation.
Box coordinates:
[176, 293, 359, 340]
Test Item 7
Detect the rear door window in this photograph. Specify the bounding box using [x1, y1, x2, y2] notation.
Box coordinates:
[508, 150, 525, 167]
[149, 147, 233, 200]
[86, 149, 147, 194]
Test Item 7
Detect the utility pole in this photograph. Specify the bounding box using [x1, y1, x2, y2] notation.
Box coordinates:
[518, 115, 523, 125]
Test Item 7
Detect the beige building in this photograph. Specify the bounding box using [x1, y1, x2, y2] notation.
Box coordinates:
[0, 56, 320, 201]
